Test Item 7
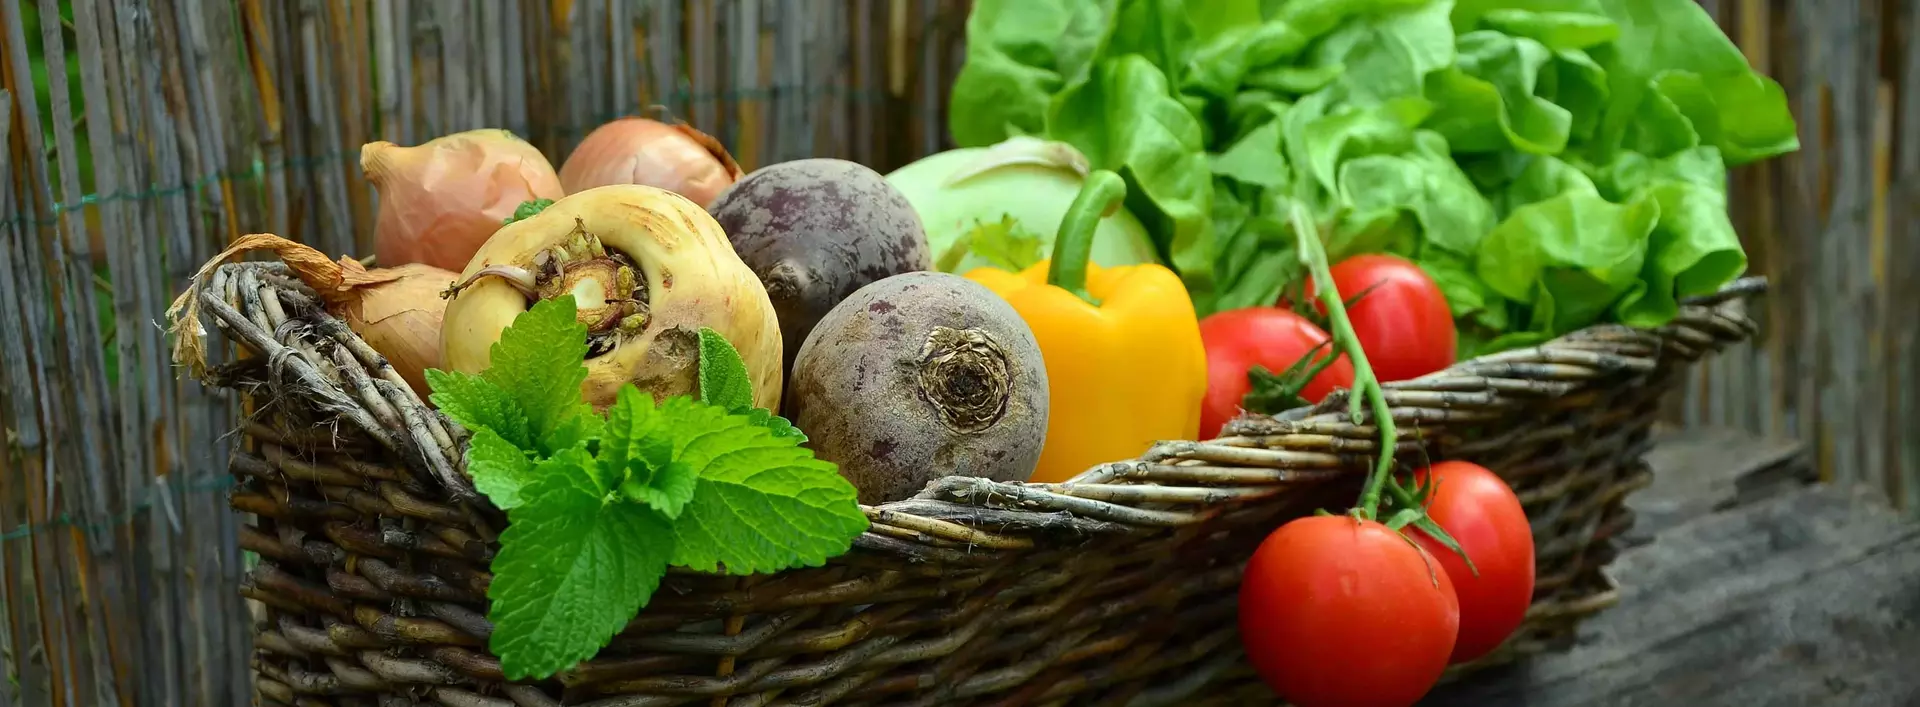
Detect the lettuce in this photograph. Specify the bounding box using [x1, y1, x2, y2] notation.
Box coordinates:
[948, 0, 1796, 347]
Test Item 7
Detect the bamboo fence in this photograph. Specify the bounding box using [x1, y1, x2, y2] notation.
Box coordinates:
[0, 1, 1908, 705]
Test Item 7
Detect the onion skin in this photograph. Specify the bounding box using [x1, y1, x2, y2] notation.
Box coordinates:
[558, 118, 744, 208]
[443, 184, 783, 411]
[363, 129, 565, 272]
[340, 263, 457, 397]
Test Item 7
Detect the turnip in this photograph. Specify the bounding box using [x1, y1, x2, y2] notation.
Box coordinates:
[786, 271, 1048, 505]
[885, 136, 1160, 275]
[707, 159, 932, 377]
[441, 185, 783, 411]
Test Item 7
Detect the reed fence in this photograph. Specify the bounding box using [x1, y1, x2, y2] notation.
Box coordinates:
[0, 1, 1908, 705]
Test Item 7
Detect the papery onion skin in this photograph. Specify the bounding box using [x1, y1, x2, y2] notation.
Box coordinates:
[558, 118, 744, 208]
[364, 129, 565, 272]
[443, 184, 783, 411]
[340, 263, 457, 397]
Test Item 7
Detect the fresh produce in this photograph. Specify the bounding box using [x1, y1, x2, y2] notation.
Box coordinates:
[164, 234, 454, 398]
[707, 158, 934, 373]
[441, 185, 783, 411]
[950, 0, 1798, 354]
[1409, 461, 1536, 664]
[1300, 254, 1456, 383]
[1197, 307, 1354, 440]
[885, 136, 1160, 274]
[787, 271, 1050, 504]
[967, 171, 1207, 484]
[558, 117, 744, 207]
[425, 296, 864, 680]
[1230, 204, 1481, 706]
[362, 129, 564, 272]
[1238, 515, 1461, 707]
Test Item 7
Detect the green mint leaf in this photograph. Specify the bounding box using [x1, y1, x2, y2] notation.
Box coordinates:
[481, 296, 596, 455]
[603, 393, 733, 519]
[488, 464, 672, 681]
[598, 387, 701, 517]
[427, 368, 532, 448]
[696, 327, 754, 412]
[669, 421, 867, 575]
[744, 408, 806, 443]
[619, 459, 698, 520]
[466, 428, 538, 509]
[504, 198, 555, 225]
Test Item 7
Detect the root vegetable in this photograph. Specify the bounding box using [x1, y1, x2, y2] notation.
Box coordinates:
[165, 234, 455, 398]
[787, 271, 1048, 505]
[441, 184, 782, 411]
[707, 158, 932, 376]
[363, 129, 565, 272]
[557, 117, 744, 207]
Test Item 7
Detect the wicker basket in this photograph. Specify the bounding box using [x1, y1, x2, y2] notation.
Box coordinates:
[180, 256, 1764, 706]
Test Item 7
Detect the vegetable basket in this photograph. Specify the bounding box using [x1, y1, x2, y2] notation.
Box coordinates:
[182, 254, 1763, 706]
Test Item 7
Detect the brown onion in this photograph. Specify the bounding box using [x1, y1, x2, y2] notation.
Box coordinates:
[557, 118, 744, 207]
[363, 129, 565, 273]
[166, 234, 455, 398]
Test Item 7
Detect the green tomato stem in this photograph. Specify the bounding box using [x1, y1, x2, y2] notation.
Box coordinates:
[1287, 202, 1397, 521]
[1047, 170, 1126, 305]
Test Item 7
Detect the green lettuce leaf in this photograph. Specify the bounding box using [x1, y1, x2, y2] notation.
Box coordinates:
[1049, 54, 1216, 306]
[947, 0, 1794, 344]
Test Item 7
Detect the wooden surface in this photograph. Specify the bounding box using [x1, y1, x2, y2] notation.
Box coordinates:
[1428, 428, 1920, 707]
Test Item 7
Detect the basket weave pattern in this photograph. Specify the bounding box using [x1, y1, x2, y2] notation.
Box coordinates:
[193, 259, 1764, 707]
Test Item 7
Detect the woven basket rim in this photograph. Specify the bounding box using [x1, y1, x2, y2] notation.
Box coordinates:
[178, 261, 1765, 558]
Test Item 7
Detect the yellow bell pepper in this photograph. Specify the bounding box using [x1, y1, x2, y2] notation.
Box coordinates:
[965, 171, 1207, 484]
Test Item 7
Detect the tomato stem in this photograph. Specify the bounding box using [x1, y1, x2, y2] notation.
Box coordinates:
[1288, 202, 1398, 520]
[1046, 170, 1126, 306]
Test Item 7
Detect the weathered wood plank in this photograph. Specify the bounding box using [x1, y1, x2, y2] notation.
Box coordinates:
[1429, 482, 1920, 707]
[1623, 427, 1812, 544]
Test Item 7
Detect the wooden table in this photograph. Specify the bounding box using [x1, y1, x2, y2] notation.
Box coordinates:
[1426, 428, 1920, 707]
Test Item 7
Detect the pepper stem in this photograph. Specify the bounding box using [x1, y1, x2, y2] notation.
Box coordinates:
[1046, 170, 1125, 305]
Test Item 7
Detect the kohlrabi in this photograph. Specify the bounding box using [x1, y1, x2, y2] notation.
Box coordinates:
[885, 137, 1159, 274]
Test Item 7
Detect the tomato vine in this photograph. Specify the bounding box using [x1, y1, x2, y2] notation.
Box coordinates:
[1286, 202, 1477, 577]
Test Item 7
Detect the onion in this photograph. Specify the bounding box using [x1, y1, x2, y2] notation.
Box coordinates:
[363, 129, 565, 273]
[166, 233, 456, 398]
[557, 118, 744, 207]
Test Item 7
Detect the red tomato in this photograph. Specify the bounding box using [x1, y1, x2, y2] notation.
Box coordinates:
[1300, 254, 1456, 383]
[1239, 515, 1460, 707]
[1197, 307, 1356, 439]
[1408, 461, 1536, 664]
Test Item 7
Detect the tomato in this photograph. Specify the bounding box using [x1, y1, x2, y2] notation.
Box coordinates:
[1300, 254, 1456, 383]
[1238, 515, 1459, 707]
[1408, 461, 1536, 664]
[1197, 307, 1356, 439]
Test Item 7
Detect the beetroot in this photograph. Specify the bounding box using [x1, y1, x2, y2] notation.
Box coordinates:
[786, 272, 1048, 505]
[708, 158, 931, 379]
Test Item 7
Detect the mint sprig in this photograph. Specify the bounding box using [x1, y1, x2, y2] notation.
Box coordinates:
[696, 327, 806, 442]
[427, 297, 867, 680]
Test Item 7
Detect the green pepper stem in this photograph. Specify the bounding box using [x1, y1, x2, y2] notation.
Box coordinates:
[1047, 170, 1125, 305]
[1287, 202, 1398, 520]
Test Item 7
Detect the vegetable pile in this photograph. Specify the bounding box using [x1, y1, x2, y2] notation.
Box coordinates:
[191, 0, 1797, 692]
[950, 0, 1797, 356]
